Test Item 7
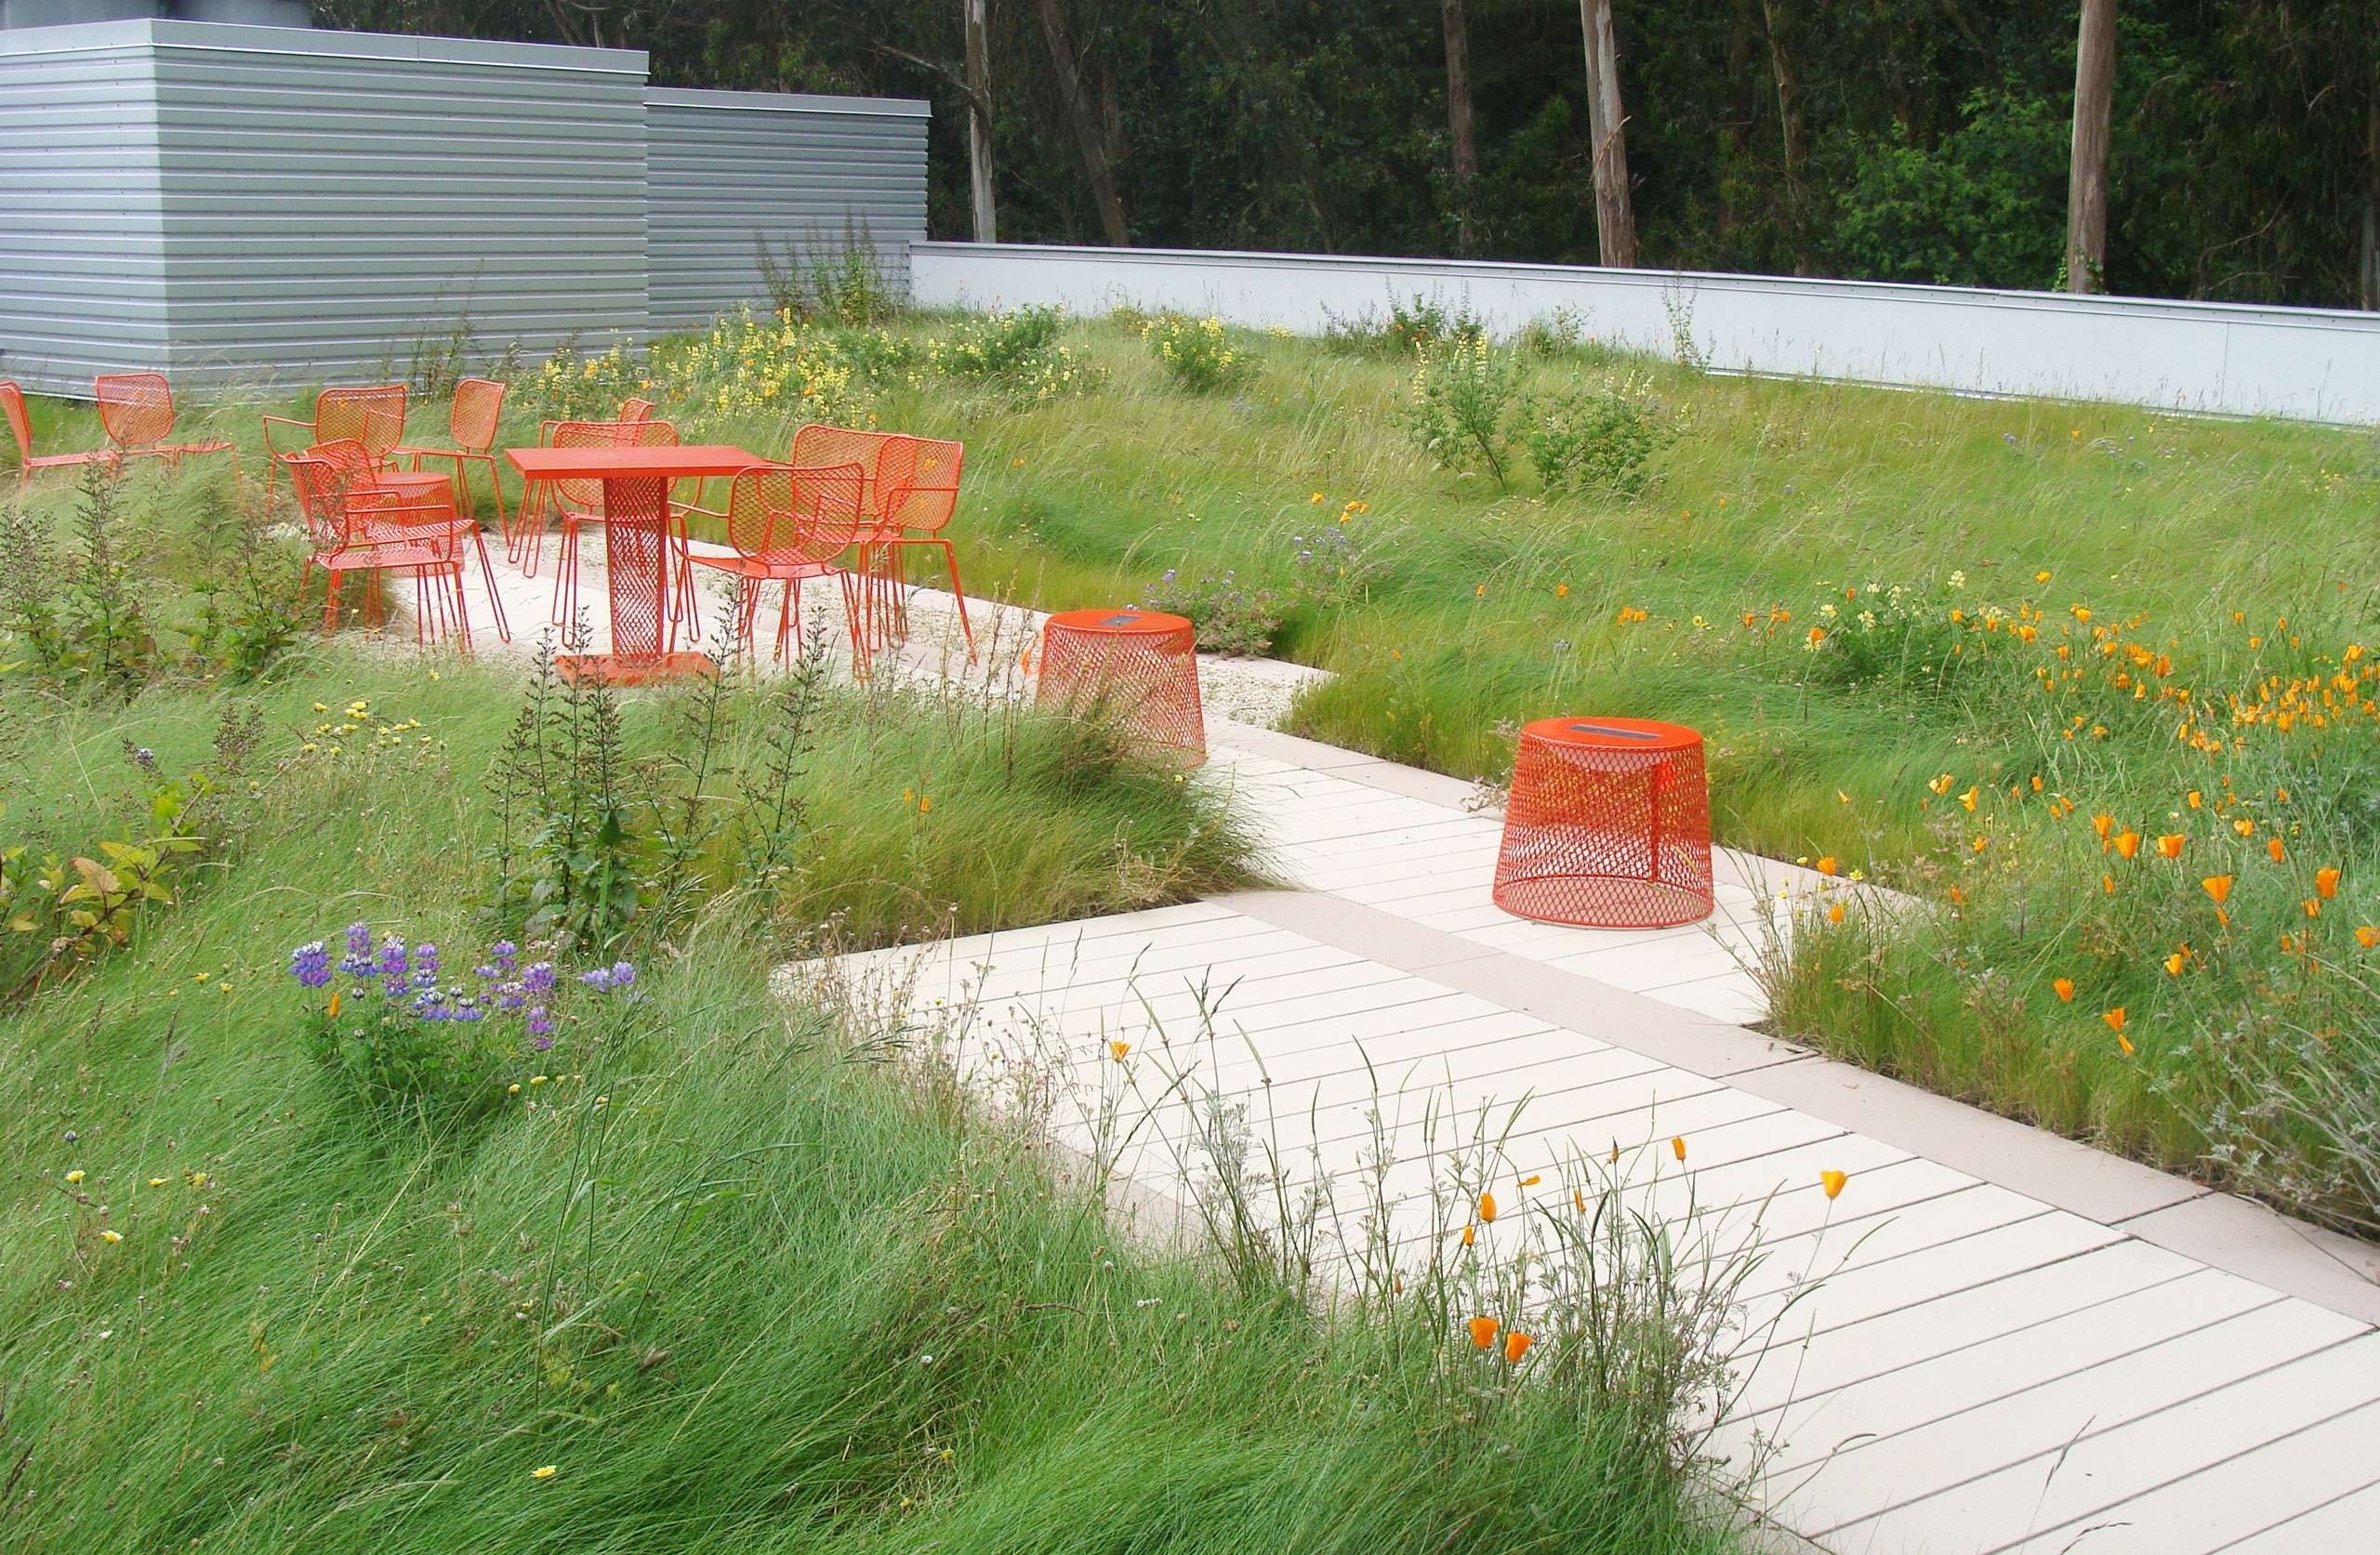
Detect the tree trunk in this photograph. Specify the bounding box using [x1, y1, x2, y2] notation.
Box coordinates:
[2065, 0, 2117, 293]
[963, 0, 998, 244]
[1030, 0, 1129, 246]
[1443, 0, 1478, 250]
[1578, 0, 1638, 268]
[2362, 93, 2380, 310]
[1760, 0, 1810, 271]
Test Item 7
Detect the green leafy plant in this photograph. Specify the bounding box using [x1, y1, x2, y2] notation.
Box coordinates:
[1143, 566, 1282, 657]
[1516, 378, 1674, 495]
[1141, 312, 1260, 394]
[1399, 333, 1519, 487]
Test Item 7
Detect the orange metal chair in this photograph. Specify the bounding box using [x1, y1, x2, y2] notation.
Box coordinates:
[281, 448, 475, 648]
[91, 373, 236, 475]
[309, 437, 509, 643]
[873, 435, 972, 657]
[387, 377, 508, 534]
[524, 418, 693, 638]
[261, 384, 405, 503]
[1, 380, 117, 489]
[681, 463, 868, 665]
[787, 423, 894, 639]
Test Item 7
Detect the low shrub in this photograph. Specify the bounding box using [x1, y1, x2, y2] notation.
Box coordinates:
[1516, 378, 1674, 495]
[1142, 312, 1260, 394]
[1143, 565, 1283, 657]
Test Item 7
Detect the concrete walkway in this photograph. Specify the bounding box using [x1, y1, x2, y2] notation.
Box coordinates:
[438, 545, 2380, 1555]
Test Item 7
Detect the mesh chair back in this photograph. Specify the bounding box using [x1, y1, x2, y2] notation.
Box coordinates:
[94, 373, 176, 449]
[0, 381, 30, 462]
[617, 397, 656, 424]
[877, 435, 963, 536]
[317, 386, 407, 460]
[549, 418, 679, 513]
[451, 378, 506, 453]
[724, 463, 866, 570]
[788, 423, 892, 523]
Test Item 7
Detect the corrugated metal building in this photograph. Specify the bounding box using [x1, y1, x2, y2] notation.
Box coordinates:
[0, 17, 927, 396]
[648, 87, 927, 334]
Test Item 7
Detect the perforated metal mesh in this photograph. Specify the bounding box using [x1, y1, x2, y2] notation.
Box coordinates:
[602, 475, 672, 660]
[1036, 611, 1205, 765]
[450, 378, 506, 454]
[94, 372, 176, 449]
[317, 386, 409, 461]
[1491, 724, 1713, 928]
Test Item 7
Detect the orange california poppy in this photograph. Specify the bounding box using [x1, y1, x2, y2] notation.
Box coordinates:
[1574, 1188, 1588, 1213]
[1960, 786, 1978, 812]
[1468, 1316, 1499, 1350]
[2093, 813, 2115, 840]
[1518, 1175, 1540, 1189]
[1671, 1136, 1687, 1164]
[2154, 834, 2185, 860]
[1476, 1191, 1497, 1224]
[2268, 837, 2287, 863]
[2356, 926, 2379, 948]
[2053, 977, 2075, 1002]
[1503, 1331, 1535, 1364]
[1109, 1041, 1130, 1061]
[2114, 831, 2143, 860]
[1820, 1170, 1848, 1199]
[1461, 1223, 1475, 1247]
[2102, 1007, 2128, 1032]
[2117, 1034, 2135, 1056]
[2102, 875, 2117, 896]
[2164, 951, 2188, 977]
[1950, 885, 1967, 906]
[326, 991, 340, 1020]
[2316, 866, 2342, 899]
[1816, 856, 1839, 876]
[1828, 902, 1845, 925]
[2202, 876, 2233, 904]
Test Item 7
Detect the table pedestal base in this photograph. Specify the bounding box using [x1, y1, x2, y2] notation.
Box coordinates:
[557, 651, 715, 686]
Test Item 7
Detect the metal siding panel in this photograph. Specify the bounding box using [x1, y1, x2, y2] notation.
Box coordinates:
[645, 94, 926, 332]
[151, 36, 649, 388]
[0, 35, 169, 394]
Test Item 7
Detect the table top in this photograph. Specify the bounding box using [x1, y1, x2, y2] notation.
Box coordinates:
[1043, 607, 1192, 637]
[1521, 716, 1701, 753]
[506, 444, 772, 481]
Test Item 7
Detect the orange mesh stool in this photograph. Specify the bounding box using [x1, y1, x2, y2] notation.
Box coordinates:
[1491, 717, 1713, 928]
[1035, 608, 1204, 764]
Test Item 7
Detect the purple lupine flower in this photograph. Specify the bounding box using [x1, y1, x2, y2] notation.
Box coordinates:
[522, 961, 556, 995]
[490, 941, 519, 975]
[288, 941, 333, 988]
[530, 1034, 555, 1051]
[578, 967, 613, 991]
[527, 1007, 554, 1045]
[496, 982, 527, 1011]
[345, 922, 373, 956]
[413, 943, 440, 980]
[377, 935, 408, 981]
[607, 961, 635, 988]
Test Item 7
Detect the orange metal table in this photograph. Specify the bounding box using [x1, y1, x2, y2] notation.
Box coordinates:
[1035, 607, 1204, 764]
[1490, 717, 1713, 928]
[506, 444, 767, 681]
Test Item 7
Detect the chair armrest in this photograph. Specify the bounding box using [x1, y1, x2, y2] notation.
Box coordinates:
[258, 414, 311, 455]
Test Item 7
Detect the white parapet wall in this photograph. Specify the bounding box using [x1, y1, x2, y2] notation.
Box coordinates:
[910, 241, 2380, 425]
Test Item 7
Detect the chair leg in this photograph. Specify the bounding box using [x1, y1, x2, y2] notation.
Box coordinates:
[838, 570, 871, 679]
[932, 539, 976, 660]
[471, 529, 511, 643]
[322, 566, 343, 635]
[480, 454, 508, 545]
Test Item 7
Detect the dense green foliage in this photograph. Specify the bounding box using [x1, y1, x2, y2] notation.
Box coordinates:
[325, 0, 2380, 307]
